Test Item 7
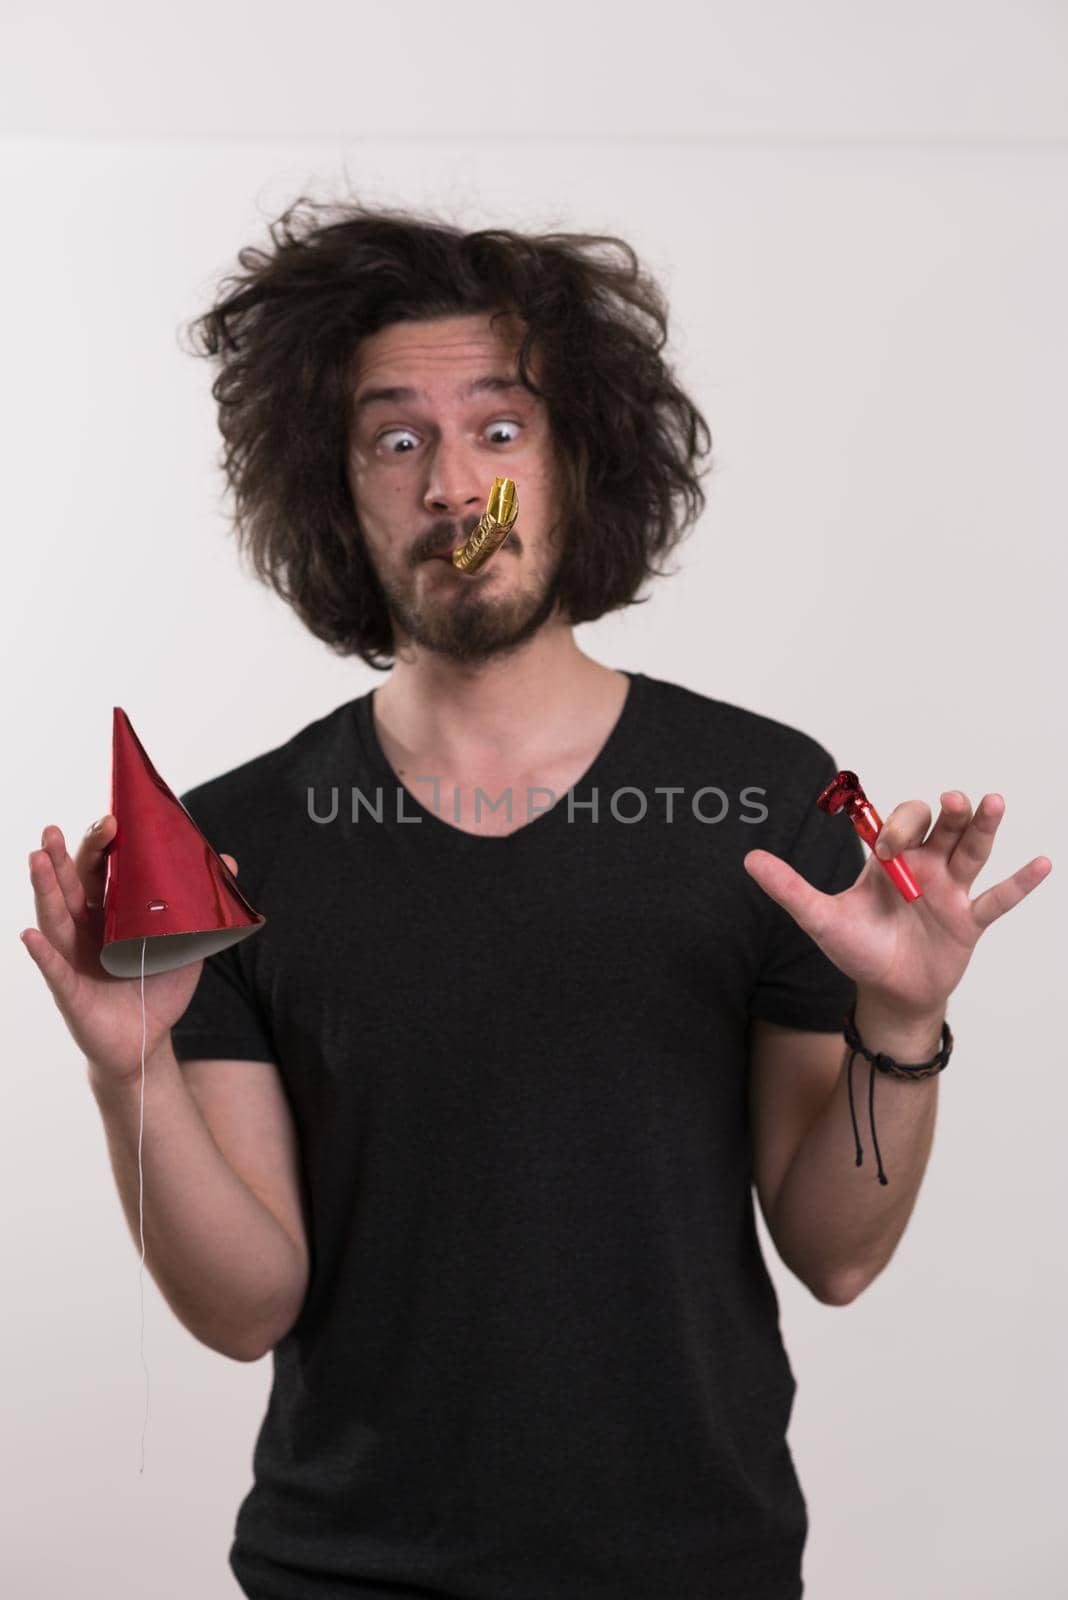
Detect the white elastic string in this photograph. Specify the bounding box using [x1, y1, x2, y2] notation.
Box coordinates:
[137, 934, 150, 1475]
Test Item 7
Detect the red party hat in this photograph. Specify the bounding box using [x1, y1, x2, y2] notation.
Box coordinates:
[100, 708, 267, 977]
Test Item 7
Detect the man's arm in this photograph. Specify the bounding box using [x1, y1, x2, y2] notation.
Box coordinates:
[750, 991, 943, 1305]
[89, 1035, 309, 1361]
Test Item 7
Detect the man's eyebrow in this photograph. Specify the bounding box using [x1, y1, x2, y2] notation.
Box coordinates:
[351, 374, 531, 415]
[463, 375, 529, 399]
[351, 385, 418, 415]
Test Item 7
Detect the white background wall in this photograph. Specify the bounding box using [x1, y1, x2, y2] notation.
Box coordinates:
[3, 3, 1064, 1595]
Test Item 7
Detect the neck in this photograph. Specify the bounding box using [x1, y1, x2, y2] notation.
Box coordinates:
[372, 623, 625, 767]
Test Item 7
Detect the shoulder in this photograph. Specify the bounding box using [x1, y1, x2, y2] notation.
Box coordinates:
[635, 671, 839, 783]
[177, 697, 362, 831]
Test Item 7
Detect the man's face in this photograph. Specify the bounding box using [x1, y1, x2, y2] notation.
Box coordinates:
[346, 311, 566, 663]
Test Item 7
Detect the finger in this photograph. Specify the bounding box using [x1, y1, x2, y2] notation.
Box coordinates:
[874, 799, 932, 860]
[921, 791, 974, 860]
[72, 815, 118, 911]
[220, 854, 238, 875]
[971, 854, 1053, 932]
[945, 793, 1005, 888]
[18, 924, 81, 1013]
[28, 847, 78, 959]
[41, 816, 112, 921]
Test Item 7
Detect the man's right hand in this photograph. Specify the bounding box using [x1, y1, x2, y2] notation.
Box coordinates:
[20, 815, 239, 1091]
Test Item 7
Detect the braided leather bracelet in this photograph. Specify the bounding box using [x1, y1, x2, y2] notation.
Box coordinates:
[842, 1004, 954, 1186]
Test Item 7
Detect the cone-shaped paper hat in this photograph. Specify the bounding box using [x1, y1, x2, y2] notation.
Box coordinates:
[100, 708, 267, 977]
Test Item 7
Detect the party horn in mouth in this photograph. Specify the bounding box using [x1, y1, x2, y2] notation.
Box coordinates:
[452, 477, 519, 573]
[816, 769, 923, 903]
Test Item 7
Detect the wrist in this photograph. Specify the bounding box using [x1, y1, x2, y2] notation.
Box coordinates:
[852, 988, 947, 1061]
[86, 1035, 176, 1106]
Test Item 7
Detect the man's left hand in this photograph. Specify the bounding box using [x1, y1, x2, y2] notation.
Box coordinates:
[743, 791, 1053, 1021]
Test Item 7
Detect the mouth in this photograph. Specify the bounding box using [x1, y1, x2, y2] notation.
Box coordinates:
[425, 537, 469, 562]
[431, 542, 499, 568]
[427, 550, 473, 577]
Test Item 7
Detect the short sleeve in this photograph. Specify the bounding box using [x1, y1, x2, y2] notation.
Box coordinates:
[169, 785, 278, 1065]
[747, 751, 867, 1032]
[170, 939, 278, 1064]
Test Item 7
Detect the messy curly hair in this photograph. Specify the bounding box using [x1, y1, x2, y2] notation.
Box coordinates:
[183, 195, 713, 670]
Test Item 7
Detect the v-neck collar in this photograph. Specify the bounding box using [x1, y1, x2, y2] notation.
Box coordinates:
[352, 671, 645, 849]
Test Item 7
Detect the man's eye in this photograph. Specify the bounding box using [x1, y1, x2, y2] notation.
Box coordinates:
[378, 429, 420, 453]
[485, 420, 521, 444]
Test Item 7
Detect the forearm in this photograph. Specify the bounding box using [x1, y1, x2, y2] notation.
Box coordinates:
[88, 1036, 306, 1361]
[769, 992, 945, 1304]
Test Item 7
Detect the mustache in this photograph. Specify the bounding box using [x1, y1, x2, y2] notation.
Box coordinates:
[413, 513, 521, 564]
[411, 514, 479, 564]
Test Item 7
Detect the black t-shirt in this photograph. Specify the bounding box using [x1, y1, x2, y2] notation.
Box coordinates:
[171, 669, 864, 1600]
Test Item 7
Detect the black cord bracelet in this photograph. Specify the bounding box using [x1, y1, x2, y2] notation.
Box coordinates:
[842, 1005, 953, 1186]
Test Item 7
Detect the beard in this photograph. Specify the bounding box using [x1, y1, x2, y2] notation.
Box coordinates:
[372, 517, 567, 664]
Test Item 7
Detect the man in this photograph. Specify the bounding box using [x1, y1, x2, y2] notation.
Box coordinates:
[24, 198, 1048, 1599]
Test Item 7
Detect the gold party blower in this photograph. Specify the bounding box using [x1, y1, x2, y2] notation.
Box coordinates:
[452, 477, 519, 573]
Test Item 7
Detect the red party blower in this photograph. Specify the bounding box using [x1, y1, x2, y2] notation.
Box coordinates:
[816, 769, 923, 903]
[100, 708, 267, 977]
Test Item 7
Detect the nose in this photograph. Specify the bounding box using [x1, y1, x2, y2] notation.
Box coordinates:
[422, 436, 484, 519]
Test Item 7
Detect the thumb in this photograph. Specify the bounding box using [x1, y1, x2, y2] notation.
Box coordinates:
[220, 854, 238, 875]
[743, 849, 829, 939]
